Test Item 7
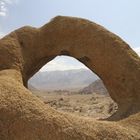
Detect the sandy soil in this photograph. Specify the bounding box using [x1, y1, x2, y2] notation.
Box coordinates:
[33, 91, 118, 119]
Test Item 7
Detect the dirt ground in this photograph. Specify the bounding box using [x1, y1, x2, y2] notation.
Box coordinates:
[33, 91, 118, 119]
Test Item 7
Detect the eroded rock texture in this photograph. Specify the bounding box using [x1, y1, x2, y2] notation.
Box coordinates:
[0, 16, 140, 140]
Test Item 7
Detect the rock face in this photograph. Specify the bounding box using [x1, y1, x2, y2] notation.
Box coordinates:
[81, 79, 108, 94]
[0, 16, 140, 139]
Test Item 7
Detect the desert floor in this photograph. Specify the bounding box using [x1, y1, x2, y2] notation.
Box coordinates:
[33, 91, 118, 119]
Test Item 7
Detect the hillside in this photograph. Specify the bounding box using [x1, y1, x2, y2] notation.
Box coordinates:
[81, 79, 108, 94]
[28, 69, 99, 91]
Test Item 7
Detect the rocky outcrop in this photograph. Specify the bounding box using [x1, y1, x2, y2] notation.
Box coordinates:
[81, 79, 108, 94]
[0, 16, 140, 140]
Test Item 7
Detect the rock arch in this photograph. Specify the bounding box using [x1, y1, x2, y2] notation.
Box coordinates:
[0, 16, 140, 139]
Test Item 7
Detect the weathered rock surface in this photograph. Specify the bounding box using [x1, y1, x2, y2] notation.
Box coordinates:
[0, 16, 140, 139]
[81, 79, 108, 94]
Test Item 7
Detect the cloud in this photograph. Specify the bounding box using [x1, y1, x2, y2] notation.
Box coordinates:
[0, 0, 19, 17]
[2, 0, 19, 5]
[4, 0, 19, 5]
[0, 32, 5, 38]
[133, 47, 140, 56]
[40, 56, 88, 72]
[0, 1, 7, 17]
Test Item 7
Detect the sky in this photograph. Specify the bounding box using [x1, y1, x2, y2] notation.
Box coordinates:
[0, 0, 140, 71]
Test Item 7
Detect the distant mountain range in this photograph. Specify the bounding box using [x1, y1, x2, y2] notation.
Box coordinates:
[28, 69, 99, 91]
[81, 79, 108, 95]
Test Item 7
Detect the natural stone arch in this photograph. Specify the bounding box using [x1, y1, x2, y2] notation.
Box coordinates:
[0, 16, 140, 139]
[16, 16, 140, 119]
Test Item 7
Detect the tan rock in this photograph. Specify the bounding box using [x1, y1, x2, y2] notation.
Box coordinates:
[0, 16, 140, 139]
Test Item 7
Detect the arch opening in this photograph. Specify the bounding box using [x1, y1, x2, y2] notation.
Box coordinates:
[28, 55, 117, 119]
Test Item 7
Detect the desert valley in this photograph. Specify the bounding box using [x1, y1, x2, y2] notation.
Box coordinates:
[28, 68, 117, 119]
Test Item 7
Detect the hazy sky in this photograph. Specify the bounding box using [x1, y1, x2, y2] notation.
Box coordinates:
[0, 0, 140, 71]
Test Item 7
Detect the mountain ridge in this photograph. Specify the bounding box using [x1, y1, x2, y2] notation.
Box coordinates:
[28, 68, 99, 91]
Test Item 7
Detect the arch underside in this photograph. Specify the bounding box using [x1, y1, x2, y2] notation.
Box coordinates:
[0, 16, 140, 139]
